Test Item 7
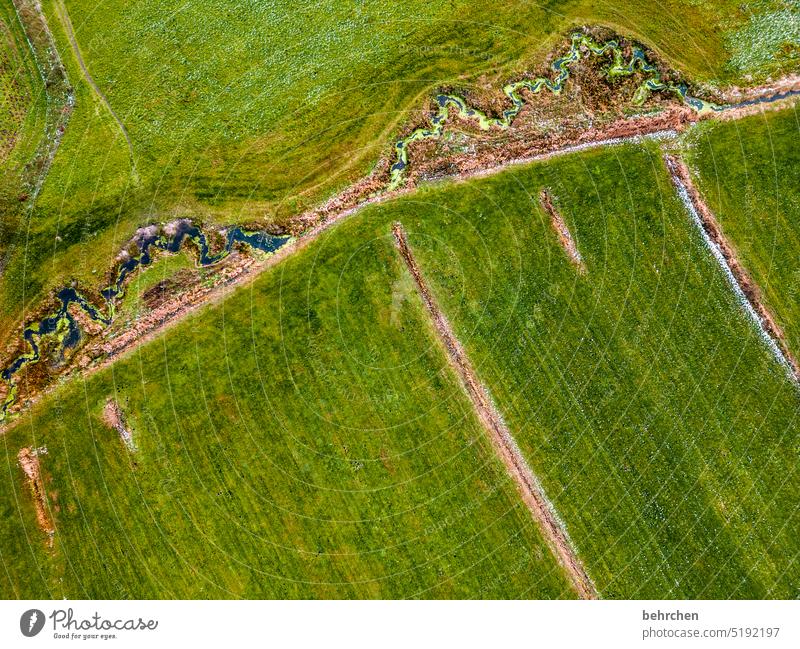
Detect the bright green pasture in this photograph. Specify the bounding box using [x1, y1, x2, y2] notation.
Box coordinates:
[3, 0, 796, 330]
[5, 140, 800, 599]
[0, 207, 572, 599]
[379, 141, 800, 597]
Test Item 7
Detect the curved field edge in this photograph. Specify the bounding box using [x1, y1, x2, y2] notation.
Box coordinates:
[2, 0, 797, 337]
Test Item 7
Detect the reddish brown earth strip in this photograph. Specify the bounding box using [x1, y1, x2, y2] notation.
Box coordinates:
[391, 222, 597, 599]
[17, 447, 54, 546]
[665, 154, 800, 380]
[540, 189, 586, 273]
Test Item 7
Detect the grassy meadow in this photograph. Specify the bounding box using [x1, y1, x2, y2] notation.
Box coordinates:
[683, 107, 800, 358]
[4, 139, 800, 598]
[3, 0, 800, 600]
[0, 0, 46, 243]
[376, 141, 800, 597]
[2, 0, 796, 335]
[0, 206, 573, 599]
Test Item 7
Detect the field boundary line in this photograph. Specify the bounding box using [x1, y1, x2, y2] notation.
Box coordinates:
[0, 115, 794, 432]
[665, 153, 800, 382]
[391, 222, 597, 599]
[0, 129, 676, 432]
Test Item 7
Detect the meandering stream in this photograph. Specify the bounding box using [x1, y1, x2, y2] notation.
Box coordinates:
[0, 222, 290, 418]
[2, 30, 798, 421]
[388, 32, 800, 189]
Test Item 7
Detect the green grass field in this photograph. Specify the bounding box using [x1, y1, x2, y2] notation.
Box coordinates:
[374, 141, 800, 597]
[2, 0, 797, 336]
[3, 1, 800, 601]
[683, 108, 800, 359]
[4, 139, 800, 598]
[0, 208, 574, 599]
[0, 0, 46, 243]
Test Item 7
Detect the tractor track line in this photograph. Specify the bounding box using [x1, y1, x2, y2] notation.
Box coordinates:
[665, 153, 800, 382]
[391, 222, 597, 600]
[54, 0, 137, 178]
[540, 188, 586, 273]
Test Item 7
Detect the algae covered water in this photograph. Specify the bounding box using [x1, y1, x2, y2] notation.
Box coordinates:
[389, 32, 800, 189]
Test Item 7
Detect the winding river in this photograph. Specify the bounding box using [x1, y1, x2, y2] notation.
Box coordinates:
[2, 30, 798, 421]
[0, 222, 290, 418]
[388, 32, 800, 189]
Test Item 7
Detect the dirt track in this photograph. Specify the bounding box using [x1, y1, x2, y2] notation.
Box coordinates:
[540, 189, 586, 273]
[391, 222, 597, 599]
[17, 447, 54, 546]
[53, 0, 137, 179]
[665, 154, 800, 381]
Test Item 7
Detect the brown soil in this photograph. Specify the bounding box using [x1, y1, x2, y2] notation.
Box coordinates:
[540, 189, 586, 273]
[391, 222, 597, 599]
[67, 300, 105, 336]
[17, 446, 54, 546]
[96, 255, 256, 360]
[102, 398, 134, 449]
[413, 104, 699, 184]
[665, 154, 800, 381]
[141, 268, 197, 310]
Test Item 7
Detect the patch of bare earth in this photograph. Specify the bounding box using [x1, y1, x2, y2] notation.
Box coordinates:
[540, 189, 586, 273]
[102, 398, 134, 450]
[665, 154, 800, 380]
[391, 222, 597, 599]
[17, 446, 54, 546]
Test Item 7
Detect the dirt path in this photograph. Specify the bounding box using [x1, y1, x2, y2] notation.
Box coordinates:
[540, 189, 586, 273]
[102, 399, 134, 450]
[391, 222, 597, 599]
[665, 154, 800, 382]
[53, 0, 137, 180]
[17, 446, 54, 546]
